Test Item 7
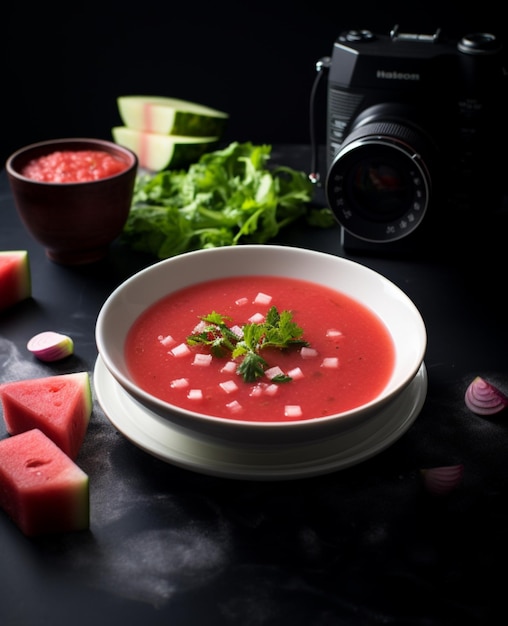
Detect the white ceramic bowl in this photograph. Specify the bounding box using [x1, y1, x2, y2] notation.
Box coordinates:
[95, 245, 427, 446]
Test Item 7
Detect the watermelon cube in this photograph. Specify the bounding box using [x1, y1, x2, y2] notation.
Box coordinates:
[0, 250, 31, 312]
[0, 428, 89, 536]
[0, 372, 92, 460]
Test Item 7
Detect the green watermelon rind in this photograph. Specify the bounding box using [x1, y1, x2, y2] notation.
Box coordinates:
[0, 428, 89, 536]
[0, 250, 31, 312]
[0, 371, 93, 460]
[112, 126, 219, 171]
[117, 95, 228, 137]
[170, 111, 228, 138]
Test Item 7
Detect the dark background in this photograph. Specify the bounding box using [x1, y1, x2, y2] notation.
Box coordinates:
[2, 2, 506, 168]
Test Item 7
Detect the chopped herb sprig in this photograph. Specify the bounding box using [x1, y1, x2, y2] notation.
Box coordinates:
[187, 306, 309, 383]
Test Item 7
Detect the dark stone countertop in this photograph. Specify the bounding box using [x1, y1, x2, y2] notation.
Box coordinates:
[1, 147, 508, 626]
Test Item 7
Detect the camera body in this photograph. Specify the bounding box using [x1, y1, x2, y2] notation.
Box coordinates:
[324, 27, 506, 255]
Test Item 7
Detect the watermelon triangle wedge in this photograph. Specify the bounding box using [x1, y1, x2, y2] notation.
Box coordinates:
[0, 428, 89, 536]
[0, 250, 31, 312]
[0, 372, 92, 460]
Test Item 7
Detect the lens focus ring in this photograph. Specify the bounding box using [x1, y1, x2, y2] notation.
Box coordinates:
[325, 121, 434, 243]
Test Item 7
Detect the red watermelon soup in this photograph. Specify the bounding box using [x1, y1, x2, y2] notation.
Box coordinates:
[125, 275, 396, 422]
[21, 150, 128, 183]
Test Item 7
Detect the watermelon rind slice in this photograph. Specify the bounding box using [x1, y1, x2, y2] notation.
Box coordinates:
[112, 126, 219, 171]
[117, 95, 228, 137]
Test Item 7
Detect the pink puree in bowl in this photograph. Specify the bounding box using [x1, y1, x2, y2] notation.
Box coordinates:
[21, 149, 129, 183]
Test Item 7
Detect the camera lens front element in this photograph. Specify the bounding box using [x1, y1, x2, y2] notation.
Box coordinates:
[346, 153, 415, 222]
[325, 121, 433, 243]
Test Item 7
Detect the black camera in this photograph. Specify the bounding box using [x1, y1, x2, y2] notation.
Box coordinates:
[321, 26, 507, 255]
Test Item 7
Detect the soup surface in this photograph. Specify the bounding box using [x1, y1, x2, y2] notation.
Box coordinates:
[22, 150, 128, 182]
[125, 275, 395, 422]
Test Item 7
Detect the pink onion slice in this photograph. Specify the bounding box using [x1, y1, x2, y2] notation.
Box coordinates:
[27, 331, 74, 362]
[464, 376, 508, 416]
[421, 464, 464, 496]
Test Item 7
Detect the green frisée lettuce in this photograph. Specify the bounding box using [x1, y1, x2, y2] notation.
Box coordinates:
[121, 142, 334, 258]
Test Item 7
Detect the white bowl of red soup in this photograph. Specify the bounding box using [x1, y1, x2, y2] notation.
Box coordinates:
[95, 245, 427, 445]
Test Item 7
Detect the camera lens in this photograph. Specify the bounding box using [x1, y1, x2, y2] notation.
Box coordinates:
[346, 154, 413, 222]
[325, 120, 434, 243]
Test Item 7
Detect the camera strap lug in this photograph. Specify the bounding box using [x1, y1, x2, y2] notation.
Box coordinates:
[309, 56, 331, 184]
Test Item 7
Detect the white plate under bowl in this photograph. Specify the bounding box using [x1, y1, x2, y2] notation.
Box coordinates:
[94, 356, 427, 480]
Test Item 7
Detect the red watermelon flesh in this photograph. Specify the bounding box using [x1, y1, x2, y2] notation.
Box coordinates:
[0, 372, 92, 460]
[0, 428, 89, 536]
[0, 250, 31, 312]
